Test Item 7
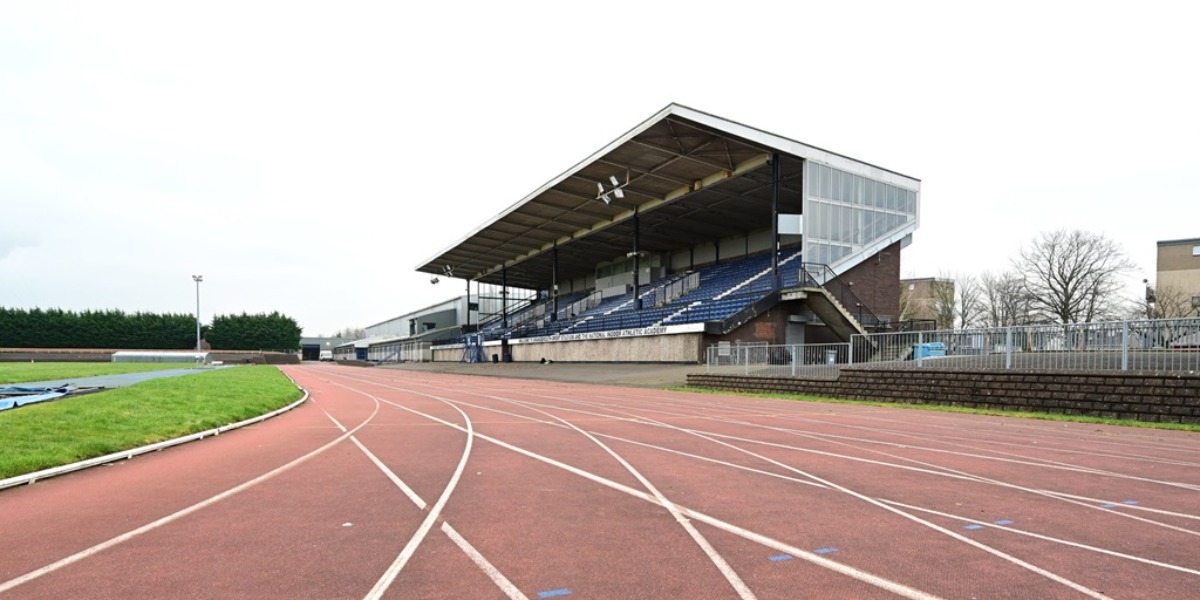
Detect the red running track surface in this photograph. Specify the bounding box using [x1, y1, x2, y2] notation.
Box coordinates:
[2, 364, 1199, 599]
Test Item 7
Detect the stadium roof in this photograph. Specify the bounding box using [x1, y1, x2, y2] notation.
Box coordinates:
[417, 103, 918, 290]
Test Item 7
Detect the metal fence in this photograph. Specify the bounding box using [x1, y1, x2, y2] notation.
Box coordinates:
[704, 317, 1200, 378]
[705, 341, 848, 379]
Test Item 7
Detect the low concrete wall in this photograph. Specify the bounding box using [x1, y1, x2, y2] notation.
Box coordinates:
[432, 334, 705, 363]
[687, 367, 1200, 424]
[509, 333, 704, 363]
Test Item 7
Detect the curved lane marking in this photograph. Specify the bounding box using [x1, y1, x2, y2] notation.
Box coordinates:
[324, 371, 940, 600]
[0, 384, 379, 595]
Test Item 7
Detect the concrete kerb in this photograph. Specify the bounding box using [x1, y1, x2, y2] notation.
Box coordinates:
[0, 372, 310, 492]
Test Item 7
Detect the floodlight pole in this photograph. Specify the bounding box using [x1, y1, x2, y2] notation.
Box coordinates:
[192, 275, 203, 352]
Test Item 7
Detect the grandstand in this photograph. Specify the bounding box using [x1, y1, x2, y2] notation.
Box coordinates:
[402, 103, 919, 363]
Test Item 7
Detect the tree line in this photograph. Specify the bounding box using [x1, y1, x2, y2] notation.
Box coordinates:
[903, 228, 1195, 329]
[0, 307, 302, 351]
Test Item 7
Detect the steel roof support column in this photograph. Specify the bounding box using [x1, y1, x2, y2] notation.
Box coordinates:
[551, 242, 560, 321]
[633, 207, 642, 310]
[502, 267, 508, 329]
[771, 151, 781, 289]
[465, 278, 471, 329]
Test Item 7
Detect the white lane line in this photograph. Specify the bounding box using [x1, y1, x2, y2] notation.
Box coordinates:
[521, 396, 1113, 599]
[367, 377, 1200, 579]
[883, 500, 1200, 578]
[501, 392, 1200, 536]
[605, 428, 1200, 578]
[548, 390, 1200, 491]
[483, 394, 758, 600]
[327, 376, 940, 600]
[0, 391, 379, 595]
[348, 436, 428, 511]
[441, 523, 531, 600]
[336, 381, 475, 600]
[322, 381, 529, 598]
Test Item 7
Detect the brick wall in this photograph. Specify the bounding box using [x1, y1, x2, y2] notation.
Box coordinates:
[687, 367, 1200, 424]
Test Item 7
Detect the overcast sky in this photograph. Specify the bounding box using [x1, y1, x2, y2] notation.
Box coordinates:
[2, 1, 1196, 336]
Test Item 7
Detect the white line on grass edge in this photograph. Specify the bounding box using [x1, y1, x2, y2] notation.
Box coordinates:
[0, 368, 309, 491]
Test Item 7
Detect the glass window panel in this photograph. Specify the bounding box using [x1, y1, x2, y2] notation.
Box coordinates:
[853, 175, 863, 205]
[832, 169, 844, 201]
[822, 202, 833, 241]
[807, 161, 817, 195]
[820, 165, 832, 198]
[907, 190, 916, 214]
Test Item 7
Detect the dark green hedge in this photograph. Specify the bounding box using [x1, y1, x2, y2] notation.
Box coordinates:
[205, 311, 302, 351]
[0, 307, 197, 349]
[0, 307, 303, 351]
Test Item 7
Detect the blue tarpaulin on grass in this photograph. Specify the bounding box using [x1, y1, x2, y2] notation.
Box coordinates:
[0, 385, 75, 412]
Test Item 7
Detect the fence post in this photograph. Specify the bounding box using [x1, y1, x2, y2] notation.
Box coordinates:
[744, 347, 749, 376]
[917, 332, 924, 367]
[848, 336, 855, 365]
[1005, 327, 1013, 369]
[1121, 320, 1129, 371]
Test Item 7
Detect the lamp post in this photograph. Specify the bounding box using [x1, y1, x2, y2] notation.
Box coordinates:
[192, 275, 203, 351]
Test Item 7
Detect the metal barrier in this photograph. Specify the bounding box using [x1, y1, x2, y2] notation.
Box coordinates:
[705, 342, 847, 380]
[705, 318, 1200, 378]
[851, 317, 1200, 372]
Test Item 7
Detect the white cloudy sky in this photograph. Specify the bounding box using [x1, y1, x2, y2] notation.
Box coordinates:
[2, 1, 1196, 336]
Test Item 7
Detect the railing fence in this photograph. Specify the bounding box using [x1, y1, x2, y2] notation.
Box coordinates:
[707, 317, 1200, 378]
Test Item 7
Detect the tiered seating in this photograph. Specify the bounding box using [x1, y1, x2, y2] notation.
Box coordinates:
[498, 247, 803, 339]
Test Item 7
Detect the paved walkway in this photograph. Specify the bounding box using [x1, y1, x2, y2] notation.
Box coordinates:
[15, 366, 222, 390]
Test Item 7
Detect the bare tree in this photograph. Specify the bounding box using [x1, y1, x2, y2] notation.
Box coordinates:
[333, 327, 367, 339]
[1138, 283, 1200, 319]
[930, 276, 957, 330]
[898, 284, 916, 322]
[1014, 229, 1135, 324]
[956, 274, 984, 328]
[980, 270, 1034, 327]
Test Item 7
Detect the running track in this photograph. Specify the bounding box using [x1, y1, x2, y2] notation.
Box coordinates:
[2, 364, 1199, 599]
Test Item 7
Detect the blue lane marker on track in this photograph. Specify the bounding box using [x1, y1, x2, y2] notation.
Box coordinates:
[814, 547, 838, 554]
[769, 554, 795, 562]
[994, 519, 1014, 526]
[1100, 503, 1118, 509]
[964, 524, 983, 530]
[1123, 500, 1139, 505]
[538, 590, 572, 599]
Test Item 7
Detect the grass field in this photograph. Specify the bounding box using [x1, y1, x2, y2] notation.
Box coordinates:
[0, 366, 302, 479]
[0, 362, 200, 385]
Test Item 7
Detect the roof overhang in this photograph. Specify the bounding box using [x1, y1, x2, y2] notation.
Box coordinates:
[417, 103, 919, 290]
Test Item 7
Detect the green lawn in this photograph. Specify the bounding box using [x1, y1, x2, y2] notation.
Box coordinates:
[0, 366, 302, 479]
[0, 362, 199, 385]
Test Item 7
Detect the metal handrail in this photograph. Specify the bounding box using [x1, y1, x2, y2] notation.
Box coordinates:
[799, 262, 887, 330]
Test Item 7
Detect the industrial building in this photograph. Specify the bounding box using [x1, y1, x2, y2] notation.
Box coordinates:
[1154, 238, 1200, 316]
